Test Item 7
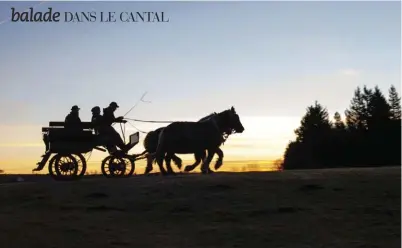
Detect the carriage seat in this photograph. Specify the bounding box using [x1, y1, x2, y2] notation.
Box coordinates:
[42, 121, 96, 142]
[41, 122, 139, 152]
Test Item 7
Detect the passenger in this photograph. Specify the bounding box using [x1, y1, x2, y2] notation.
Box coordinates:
[91, 106, 113, 149]
[65, 105, 82, 132]
[91, 106, 103, 135]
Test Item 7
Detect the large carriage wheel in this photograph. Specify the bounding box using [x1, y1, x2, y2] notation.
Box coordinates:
[71, 153, 87, 178]
[101, 154, 135, 178]
[48, 155, 58, 178]
[48, 154, 79, 181]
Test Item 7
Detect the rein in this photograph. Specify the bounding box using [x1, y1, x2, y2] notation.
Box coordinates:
[206, 112, 235, 145]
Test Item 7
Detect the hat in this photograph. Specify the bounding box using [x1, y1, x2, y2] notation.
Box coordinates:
[109, 102, 119, 108]
[71, 105, 80, 111]
[91, 106, 100, 113]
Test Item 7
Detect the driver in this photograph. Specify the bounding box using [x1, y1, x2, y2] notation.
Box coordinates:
[100, 102, 129, 153]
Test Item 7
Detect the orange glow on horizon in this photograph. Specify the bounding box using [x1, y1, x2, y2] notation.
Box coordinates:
[0, 116, 296, 174]
[0, 159, 279, 175]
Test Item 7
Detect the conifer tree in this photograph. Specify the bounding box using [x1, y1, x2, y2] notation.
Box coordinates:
[388, 85, 401, 121]
[333, 112, 345, 130]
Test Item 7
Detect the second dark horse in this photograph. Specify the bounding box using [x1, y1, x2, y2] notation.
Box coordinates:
[154, 107, 245, 175]
[141, 113, 233, 174]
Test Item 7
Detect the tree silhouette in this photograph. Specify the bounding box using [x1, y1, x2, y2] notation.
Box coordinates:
[389, 85, 401, 120]
[273, 158, 284, 171]
[366, 86, 391, 129]
[282, 85, 401, 169]
[294, 101, 332, 142]
[345, 86, 369, 131]
[333, 112, 345, 130]
[362, 86, 393, 165]
[387, 85, 401, 165]
[330, 112, 347, 166]
[283, 141, 305, 170]
[283, 101, 332, 169]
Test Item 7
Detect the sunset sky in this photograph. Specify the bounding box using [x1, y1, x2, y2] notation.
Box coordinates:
[0, 1, 400, 174]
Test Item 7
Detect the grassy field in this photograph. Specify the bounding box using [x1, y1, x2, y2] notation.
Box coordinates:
[0, 166, 400, 248]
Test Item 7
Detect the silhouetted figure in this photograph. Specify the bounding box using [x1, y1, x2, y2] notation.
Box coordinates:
[141, 112, 233, 174]
[101, 102, 129, 153]
[91, 106, 103, 135]
[154, 106, 244, 175]
[65, 105, 82, 132]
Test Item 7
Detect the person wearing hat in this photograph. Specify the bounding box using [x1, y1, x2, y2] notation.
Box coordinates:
[91, 106, 115, 151]
[103, 102, 126, 126]
[101, 102, 129, 153]
[91, 106, 103, 135]
[65, 105, 82, 131]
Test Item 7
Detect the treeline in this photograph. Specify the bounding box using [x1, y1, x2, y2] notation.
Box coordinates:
[282, 85, 401, 169]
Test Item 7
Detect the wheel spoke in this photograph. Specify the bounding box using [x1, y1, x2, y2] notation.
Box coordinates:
[50, 154, 78, 181]
[101, 155, 134, 178]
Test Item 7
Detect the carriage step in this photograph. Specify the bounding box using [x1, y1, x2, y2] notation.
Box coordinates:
[33, 162, 42, 171]
[94, 147, 107, 152]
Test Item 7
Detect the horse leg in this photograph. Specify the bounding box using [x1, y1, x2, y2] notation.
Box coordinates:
[166, 153, 177, 175]
[214, 148, 224, 171]
[144, 153, 153, 174]
[171, 154, 183, 170]
[155, 131, 168, 175]
[155, 151, 167, 175]
[201, 149, 216, 174]
[184, 151, 204, 172]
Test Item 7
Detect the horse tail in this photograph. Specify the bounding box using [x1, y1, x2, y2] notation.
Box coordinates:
[142, 128, 165, 165]
[143, 131, 152, 152]
[154, 128, 166, 166]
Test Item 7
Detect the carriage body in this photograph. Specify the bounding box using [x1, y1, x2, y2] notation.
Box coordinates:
[34, 121, 140, 181]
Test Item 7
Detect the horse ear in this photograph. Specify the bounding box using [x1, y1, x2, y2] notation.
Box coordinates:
[231, 106, 236, 113]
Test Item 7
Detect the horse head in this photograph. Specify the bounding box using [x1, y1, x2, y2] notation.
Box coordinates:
[215, 106, 245, 134]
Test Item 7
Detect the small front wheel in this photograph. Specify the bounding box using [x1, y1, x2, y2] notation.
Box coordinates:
[101, 154, 135, 178]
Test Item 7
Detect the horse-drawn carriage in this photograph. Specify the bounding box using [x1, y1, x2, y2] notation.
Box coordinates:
[33, 121, 143, 181]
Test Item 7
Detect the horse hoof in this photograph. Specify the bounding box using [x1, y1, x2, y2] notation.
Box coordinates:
[214, 163, 223, 170]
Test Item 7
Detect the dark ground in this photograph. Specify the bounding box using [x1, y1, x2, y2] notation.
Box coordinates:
[0, 166, 400, 248]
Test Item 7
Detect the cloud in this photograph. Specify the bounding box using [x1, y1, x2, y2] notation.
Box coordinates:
[339, 68, 361, 77]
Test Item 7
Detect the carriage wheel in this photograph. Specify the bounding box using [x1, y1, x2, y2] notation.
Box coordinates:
[101, 154, 135, 178]
[48, 154, 79, 181]
[48, 155, 59, 179]
[71, 153, 87, 178]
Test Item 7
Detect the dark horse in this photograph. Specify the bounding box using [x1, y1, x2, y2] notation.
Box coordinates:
[154, 106, 244, 175]
[141, 113, 233, 174]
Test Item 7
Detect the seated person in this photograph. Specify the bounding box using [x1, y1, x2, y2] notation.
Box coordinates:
[65, 105, 82, 131]
[91, 106, 103, 135]
[91, 106, 111, 148]
[100, 102, 132, 153]
[64, 105, 83, 140]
